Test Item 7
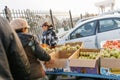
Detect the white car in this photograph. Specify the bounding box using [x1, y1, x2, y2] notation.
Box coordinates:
[58, 15, 120, 48]
[75, 17, 94, 27]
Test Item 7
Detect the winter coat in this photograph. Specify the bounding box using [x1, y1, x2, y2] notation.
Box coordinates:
[0, 16, 30, 80]
[0, 38, 13, 80]
[42, 28, 58, 47]
[18, 33, 51, 79]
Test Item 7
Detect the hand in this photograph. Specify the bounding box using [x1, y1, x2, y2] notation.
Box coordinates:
[48, 58, 54, 64]
[44, 58, 54, 65]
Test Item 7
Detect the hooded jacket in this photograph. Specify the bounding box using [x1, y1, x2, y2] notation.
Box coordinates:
[18, 33, 51, 79]
[0, 16, 30, 80]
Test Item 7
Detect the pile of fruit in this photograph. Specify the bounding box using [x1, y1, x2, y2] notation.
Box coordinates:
[44, 44, 81, 53]
[78, 52, 99, 59]
[44, 48, 55, 53]
[101, 49, 120, 58]
[103, 40, 120, 49]
[58, 44, 80, 51]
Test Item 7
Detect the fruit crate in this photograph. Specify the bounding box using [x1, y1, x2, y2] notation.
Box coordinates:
[55, 44, 82, 52]
[69, 49, 100, 74]
[45, 45, 65, 54]
[100, 58, 120, 76]
[65, 42, 83, 48]
[56, 44, 65, 48]
[44, 49, 78, 72]
[100, 39, 120, 49]
[100, 48, 120, 76]
[44, 48, 55, 54]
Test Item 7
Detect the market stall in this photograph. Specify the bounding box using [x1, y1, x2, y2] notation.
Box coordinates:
[43, 41, 120, 80]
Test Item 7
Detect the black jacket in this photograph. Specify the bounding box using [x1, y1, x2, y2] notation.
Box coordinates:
[18, 33, 51, 79]
[0, 40, 13, 80]
[18, 33, 51, 61]
[0, 16, 30, 80]
[42, 28, 58, 46]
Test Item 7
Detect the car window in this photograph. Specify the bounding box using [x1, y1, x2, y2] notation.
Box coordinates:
[70, 21, 96, 39]
[114, 19, 120, 27]
[99, 18, 120, 32]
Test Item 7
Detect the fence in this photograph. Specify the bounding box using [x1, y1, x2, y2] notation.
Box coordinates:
[0, 6, 97, 40]
[0, 8, 45, 39]
[0, 7, 78, 37]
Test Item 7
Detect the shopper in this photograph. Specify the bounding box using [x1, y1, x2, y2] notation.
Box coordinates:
[42, 22, 58, 48]
[10, 18, 54, 80]
[0, 16, 31, 80]
[0, 17, 13, 80]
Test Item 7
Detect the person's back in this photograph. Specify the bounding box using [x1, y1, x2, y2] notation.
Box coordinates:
[18, 33, 50, 79]
[0, 39, 13, 80]
[10, 18, 54, 80]
[0, 16, 31, 80]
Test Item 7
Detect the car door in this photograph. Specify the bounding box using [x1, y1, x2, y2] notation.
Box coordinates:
[66, 21, 97, 48]
[97, 18, 120, 48]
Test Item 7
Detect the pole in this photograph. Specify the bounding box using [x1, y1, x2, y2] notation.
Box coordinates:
[50, 9, 56, 31]
[69, 10, 73, 28]
[80, 14, 82, 19]
[4, 6, 12, 22]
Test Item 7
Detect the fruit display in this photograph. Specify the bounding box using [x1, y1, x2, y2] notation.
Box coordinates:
[78, 52, 99, 59]
[44, 48, 55, 53]
[102, 40, 120, 49]
[57, 44, 81, 51]
[65, 42, 83, 46]
[44, 44, 81, 54]
[101, 48, 120, 58]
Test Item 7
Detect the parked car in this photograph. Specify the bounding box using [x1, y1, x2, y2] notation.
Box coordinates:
[57, 31, 68, 39]
[58, 15, 120, 48]
[75, 17, 94, 27]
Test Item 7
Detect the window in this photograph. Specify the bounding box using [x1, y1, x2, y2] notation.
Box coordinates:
[70, 21, 96, 40]
[99, 18, 120, 32]
[114, 19, 120, 27]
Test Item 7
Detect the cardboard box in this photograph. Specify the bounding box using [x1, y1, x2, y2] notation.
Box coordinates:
[100, 58, 120, 76]
[44, 48, 55, 54]
[65, 42, 84, 48]
[46, 50, 54, 54]
[56, 44, 65, 48]
[69, 49, 100, 74]
[45, 50, 76, 68]
[45, 44, 65, 54]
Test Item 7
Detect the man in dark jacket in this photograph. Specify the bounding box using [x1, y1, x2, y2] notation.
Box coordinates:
[0, 38, 13, 80]
[0, 16, 31, 80]
[10, 18, 54, 80]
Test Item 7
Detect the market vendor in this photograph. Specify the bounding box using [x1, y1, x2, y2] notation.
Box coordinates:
[41, 22, 58, 48]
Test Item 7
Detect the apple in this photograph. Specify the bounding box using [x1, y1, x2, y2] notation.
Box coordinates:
[79, 52, 99, 59]
[102, 49, 120, 58]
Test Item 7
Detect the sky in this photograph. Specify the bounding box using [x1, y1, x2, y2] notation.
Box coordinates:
[0, 0, 120, 16]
